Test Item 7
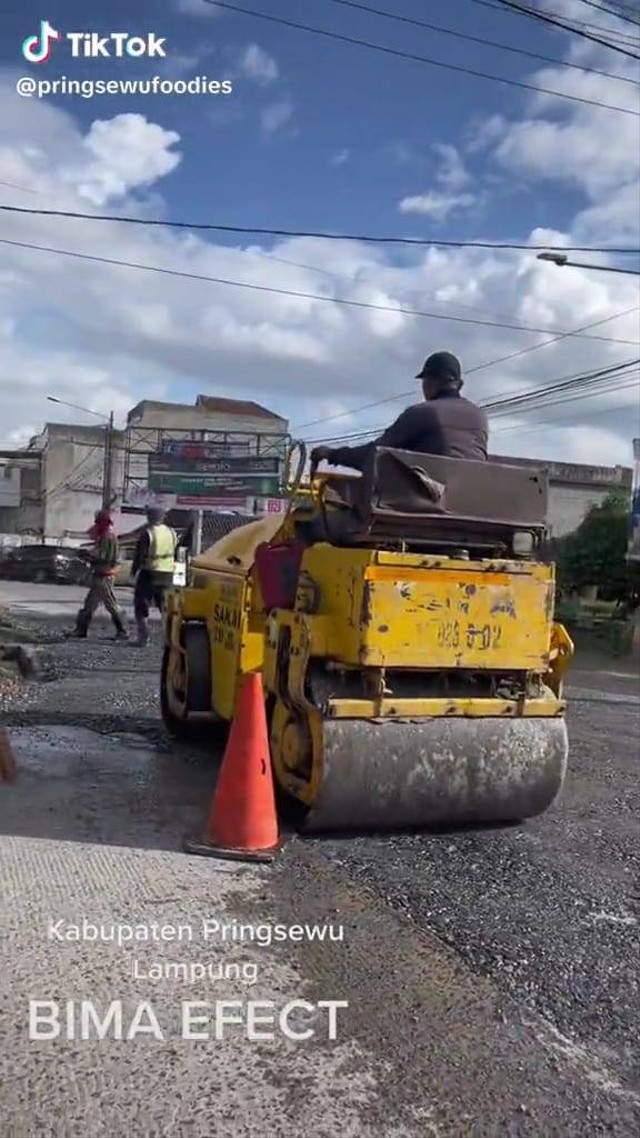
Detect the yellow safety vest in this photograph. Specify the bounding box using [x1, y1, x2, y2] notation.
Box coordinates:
[145, 524, 176, 573]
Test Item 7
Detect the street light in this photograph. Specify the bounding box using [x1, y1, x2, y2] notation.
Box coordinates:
[46, 395, 116, 509]
[536, 252, 640, 276]
[46, 395, 110, 422]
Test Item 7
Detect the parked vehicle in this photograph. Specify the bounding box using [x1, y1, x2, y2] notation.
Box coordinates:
[0, 545, 93, 586]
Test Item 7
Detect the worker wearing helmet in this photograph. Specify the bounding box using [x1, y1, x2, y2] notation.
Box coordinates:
[66, 509, 128, 640]
[310, 351, 488, 472]
[130, 506, 177, 646]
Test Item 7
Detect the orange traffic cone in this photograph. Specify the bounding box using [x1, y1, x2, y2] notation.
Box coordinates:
[0, 727, 18, 783]
[183, 672, 280, 863]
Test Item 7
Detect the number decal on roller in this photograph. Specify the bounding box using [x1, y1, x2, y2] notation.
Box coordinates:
[435, 622, 503, 650]
[466, 624, 503, 650]
[436, 621, 461, 648]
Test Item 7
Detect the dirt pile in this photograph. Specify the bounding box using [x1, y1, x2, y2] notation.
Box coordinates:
[0, 606, 40, 695]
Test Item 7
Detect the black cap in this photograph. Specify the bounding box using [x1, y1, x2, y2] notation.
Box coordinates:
[415, 351, 462, 383]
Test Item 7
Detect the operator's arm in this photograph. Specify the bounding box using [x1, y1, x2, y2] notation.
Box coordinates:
[131, 531, 150, 577]
[320, 406, 421, 472]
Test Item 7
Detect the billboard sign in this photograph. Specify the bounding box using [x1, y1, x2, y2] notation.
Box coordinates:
[174, 495, 253, 510]
[150, 454, 280, 476]
[149, 473, 281, 497]
[148, 453, 283, 499]
[628, 438, 640, 563]
[159, 439, 265, 459]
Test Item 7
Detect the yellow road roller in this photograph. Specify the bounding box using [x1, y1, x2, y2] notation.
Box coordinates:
[161, 445, 574, 832]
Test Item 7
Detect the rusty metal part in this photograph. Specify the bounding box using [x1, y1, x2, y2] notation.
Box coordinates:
[291, 716, 568, 833]
[0, 728, 18, 783]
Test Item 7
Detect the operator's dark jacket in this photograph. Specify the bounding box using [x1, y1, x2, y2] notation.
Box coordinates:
[329, 390, 488, 469]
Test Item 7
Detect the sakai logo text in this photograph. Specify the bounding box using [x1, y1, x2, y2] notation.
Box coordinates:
[22, 22, 167, 65]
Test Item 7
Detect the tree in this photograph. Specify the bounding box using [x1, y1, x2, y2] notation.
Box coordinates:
[555, 491, 639, 603]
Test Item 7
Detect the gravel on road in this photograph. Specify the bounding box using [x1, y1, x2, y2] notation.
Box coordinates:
[1, 611, 639, 1135]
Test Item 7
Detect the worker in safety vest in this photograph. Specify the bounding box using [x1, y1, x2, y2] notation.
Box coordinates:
[130, 506, 177, 646]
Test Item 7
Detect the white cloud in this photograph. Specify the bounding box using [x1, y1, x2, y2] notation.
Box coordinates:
[331, 149, 351, 166]
[466, 114, 507, 154]
[398, 143, 476, 221]
[399, 191, 476, 222]
[260, 100, 294, 136]
[59, 115, 181, 206]
[238, 44, 279, 85]
[494, 108, 639, 198]
[174, 0, 220, 15]
[158, 53, 203, 80]
[0, 39, 639, 475]
[432, 143, 472, 192]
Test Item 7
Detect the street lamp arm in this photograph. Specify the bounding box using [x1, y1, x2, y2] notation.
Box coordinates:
[46, 395, 111, 422]
[536, 253, 640, 276]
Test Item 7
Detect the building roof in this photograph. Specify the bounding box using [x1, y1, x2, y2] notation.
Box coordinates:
[490, 454, 632, 488]
[127, 396, 286, 424]
[194, 394, 284, 421]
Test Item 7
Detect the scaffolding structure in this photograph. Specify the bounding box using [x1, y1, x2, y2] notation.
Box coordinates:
[122, 423, 291, 514]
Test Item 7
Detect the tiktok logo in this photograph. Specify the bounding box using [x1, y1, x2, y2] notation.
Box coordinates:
[21, 20, 61, 64]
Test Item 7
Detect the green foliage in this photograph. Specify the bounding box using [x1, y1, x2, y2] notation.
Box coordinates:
[555, 491, 637, 602]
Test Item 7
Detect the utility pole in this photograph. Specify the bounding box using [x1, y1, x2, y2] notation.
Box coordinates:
[47, 396, 117, 512]
[102, 411, 115, 510]
[191, 508, 203, 556]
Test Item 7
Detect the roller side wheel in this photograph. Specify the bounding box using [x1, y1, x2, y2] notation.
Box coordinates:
[160, 622, 228, 745]
[267, 698, 318, 831]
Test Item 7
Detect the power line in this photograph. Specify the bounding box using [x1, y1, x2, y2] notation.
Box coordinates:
[472, 0, 640, 42]
[486, 0, 640, 58]
[3, 203, 639, 254]
[0, 180, 44, 195]
[301, 366, 638, 441]
[243, 251, 562, 325]
[41, 446, 101, 503]
[298, 359, 633, 439]
[303, 362, 639, 444]
[304, 379, 637, 444]
[484, 357, 639, 410]
[496, 373, 639, 412]
[322, 0, 639, 83]
[290, 306, 640, 431]
[493, 387, 640, 436]
[576, 2, 640, 26]
[203, 1, 640, 111]
[3, 236, 640, 347]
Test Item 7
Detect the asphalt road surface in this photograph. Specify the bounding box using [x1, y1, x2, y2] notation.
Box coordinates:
[0, 579, 145, 620]
[1, 585, 638, 1135]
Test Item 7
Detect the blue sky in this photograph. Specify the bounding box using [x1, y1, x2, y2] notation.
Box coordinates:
[5, 0, 586, 237]
[0, 0, 638, 464]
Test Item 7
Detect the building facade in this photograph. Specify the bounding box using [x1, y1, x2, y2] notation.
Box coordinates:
[491, 455, 633, 538]
[6, 423, 125, 543]
[122, 395, 290, 517]
[2, 397, 631, 544]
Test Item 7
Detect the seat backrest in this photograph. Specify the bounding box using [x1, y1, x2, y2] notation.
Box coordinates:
[326, 446, 548, 527]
